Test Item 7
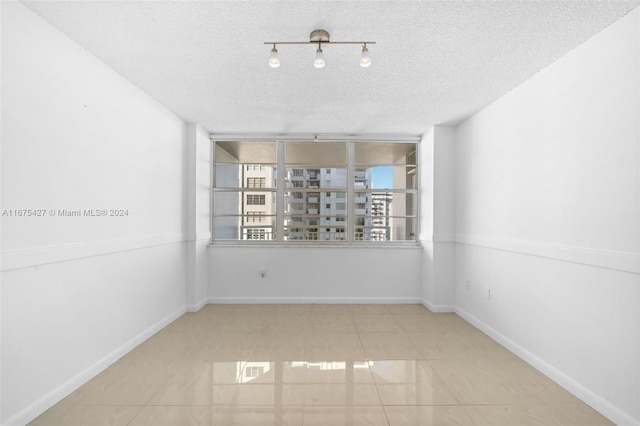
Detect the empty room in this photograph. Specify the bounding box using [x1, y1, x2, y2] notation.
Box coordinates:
[1, 1, 639, 425]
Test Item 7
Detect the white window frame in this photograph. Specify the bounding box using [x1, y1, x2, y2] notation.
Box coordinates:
[210, 136, 419, 246]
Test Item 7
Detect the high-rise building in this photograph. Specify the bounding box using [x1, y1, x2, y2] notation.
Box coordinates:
[240, 166, 378, 241]
[241, 164, 275, 240]
[371, 192, 392, 241]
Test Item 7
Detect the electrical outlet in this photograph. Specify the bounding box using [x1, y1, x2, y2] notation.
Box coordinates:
[485, 287, 491, 300]
[465, 280, 471, 292]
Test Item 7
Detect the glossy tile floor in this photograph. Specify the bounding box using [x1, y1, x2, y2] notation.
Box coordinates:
[31, 304, 612, 425]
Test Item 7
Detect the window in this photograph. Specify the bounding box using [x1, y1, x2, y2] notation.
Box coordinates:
[246, 212, 265, 223]
[246, 229, 267, 240]
[247, 177, 266, 188]
[246, 194, 266, 205]
[212, 140, 417, 243]
[245, 366, 264, 378]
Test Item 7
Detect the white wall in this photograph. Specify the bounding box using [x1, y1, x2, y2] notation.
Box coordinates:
[185, 124, 211, 311]
[454, 8, 639, 425]
[209, 246, 422, 303]
[420, 126, 456, 311]
[1, 2, 188, 424]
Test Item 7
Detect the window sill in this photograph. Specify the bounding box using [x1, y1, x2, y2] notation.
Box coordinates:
[207, 241, 422, 249]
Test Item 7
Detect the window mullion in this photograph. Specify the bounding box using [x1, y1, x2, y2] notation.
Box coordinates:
[210, 139, 216, 244]
[276, 140, 285, 243]
[346, 141, 355, 245]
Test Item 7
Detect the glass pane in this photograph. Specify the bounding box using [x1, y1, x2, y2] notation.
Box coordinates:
[354, 217, 416, 241]
[285, 191, 349, 215]
[285, 214, 345, 226]
[215, 141, 276, 163]
[214, 190, 276, 241]
[241, 214, 276, 241]
[213, 216, 241, 240]
[215, 164, 277, 189]
[283, 226, 347, 241]
[215, 218, 277, 240]
[214, 191, 241, 216]
[285, 168, 347, 189]
[285, 141, 346, 166]
[356, 165, 416, 190]
[354, 142, 416, 166]
[355, 191, 416, 217]
[214, 191, 277, 215]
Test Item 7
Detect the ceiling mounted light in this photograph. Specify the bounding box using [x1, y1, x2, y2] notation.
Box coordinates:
[360, 44, 371, 68]
[269, 44, 280, 68]
[264, 29, 375, 69]
[314, 45, 325, 69]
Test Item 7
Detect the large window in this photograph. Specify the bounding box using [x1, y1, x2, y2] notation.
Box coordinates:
[212, 140, 417, 243]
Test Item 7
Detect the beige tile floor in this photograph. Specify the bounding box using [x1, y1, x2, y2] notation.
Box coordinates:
[30, 304, 613, 425]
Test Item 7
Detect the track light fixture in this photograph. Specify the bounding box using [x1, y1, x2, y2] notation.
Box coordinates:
[265, 29, 375, 69]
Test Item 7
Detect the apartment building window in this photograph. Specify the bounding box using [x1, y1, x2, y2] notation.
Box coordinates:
[212, 139, 417, 243]
[245, 366, 264, 378]
[246, 229, 267, 240]
[246, 194, 266, 205]
[246, 212, 265, 223]
[247, 177, 266, 188]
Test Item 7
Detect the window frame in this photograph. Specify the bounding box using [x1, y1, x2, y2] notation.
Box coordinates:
[211, 138, 419, 246]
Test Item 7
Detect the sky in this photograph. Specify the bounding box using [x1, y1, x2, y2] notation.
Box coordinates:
[371, 166, 393, 189]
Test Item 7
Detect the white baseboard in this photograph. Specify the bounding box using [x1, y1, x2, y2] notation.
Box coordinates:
[4, 305, 186, 426]
[186, 298, 208, 312]
[207, 297, 422, 305]
[421, 298, 455, 313]
[455, 307, 639, 426]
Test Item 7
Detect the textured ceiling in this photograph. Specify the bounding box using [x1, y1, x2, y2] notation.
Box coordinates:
[23, 0, 640, 136]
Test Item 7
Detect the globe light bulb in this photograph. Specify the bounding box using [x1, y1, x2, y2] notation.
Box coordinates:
[314, 46, 325, 69]
[360, 45, 371, 68]
[269, 46, 280, 68]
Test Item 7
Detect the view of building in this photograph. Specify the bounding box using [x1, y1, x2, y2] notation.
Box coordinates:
[241, 166, 379, 241]
[241, 164, 275, 240]
[371, 192, 392, 241]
